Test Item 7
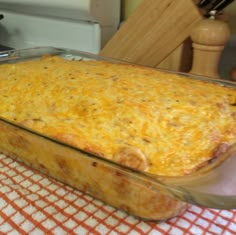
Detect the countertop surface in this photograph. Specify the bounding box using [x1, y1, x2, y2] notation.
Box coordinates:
[0, 153, 235, 235]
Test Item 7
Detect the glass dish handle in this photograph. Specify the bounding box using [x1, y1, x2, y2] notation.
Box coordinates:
[155, 144, 236, 209]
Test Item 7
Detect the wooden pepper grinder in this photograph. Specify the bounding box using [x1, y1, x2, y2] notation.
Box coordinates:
[190, 10, 231, 79]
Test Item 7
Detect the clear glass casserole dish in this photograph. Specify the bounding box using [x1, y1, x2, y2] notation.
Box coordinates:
[0, 47, 235, 221]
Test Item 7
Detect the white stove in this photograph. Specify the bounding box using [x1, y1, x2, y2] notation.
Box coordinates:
[0, 0, 120, 53]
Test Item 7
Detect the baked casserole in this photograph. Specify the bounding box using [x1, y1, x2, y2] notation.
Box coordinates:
[0, 52, 235, 220]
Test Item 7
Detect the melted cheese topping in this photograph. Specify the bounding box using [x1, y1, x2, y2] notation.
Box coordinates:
[0, 56, 236, 176]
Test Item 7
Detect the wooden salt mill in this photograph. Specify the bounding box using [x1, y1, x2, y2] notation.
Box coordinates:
[190, 10, 231, 79]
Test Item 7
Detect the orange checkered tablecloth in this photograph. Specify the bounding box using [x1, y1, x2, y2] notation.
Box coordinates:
[0, 153, 235, 235]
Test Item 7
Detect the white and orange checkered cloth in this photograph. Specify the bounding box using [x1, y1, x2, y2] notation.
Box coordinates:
[0, 153, 235, 235]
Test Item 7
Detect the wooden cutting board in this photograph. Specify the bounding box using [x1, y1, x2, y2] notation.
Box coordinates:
[100, 0, 203, 67]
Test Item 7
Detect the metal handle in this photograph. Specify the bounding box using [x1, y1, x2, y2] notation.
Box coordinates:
[206, 0, 235, 15]
[197, 0, 235, 17]
[210, 0, 235, 11]
[198, 0, 212, 7]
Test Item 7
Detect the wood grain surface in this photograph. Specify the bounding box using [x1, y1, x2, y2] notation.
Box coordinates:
[100, 0, 203, 67]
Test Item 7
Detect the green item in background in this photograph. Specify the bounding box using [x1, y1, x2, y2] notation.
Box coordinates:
[121, 0, 142, 20]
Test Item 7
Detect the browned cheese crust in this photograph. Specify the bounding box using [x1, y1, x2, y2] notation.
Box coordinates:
[0, 56, 236, 176]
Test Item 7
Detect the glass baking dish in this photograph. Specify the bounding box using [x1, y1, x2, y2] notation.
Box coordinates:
[0, 47, 235, 221]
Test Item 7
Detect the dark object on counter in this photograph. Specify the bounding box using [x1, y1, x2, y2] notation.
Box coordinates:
[0, 14, 4, 20]
[197, 0, 235, 17]
[0, 46, 13, 52]
[209, 0, 235, 12]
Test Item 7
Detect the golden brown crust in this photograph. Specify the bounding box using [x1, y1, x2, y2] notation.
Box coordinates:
[0, 56, 236, 176]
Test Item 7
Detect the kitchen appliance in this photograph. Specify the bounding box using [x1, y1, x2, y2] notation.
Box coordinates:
[0, 0, 120, 53]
